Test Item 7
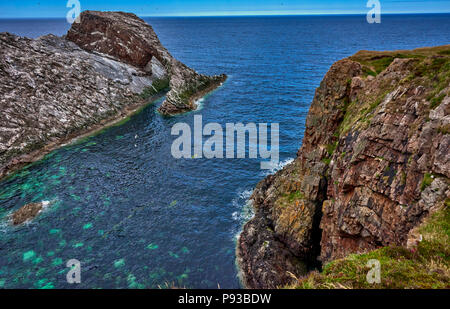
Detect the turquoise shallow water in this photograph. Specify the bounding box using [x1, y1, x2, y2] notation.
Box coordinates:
[0, 14, 449, 289]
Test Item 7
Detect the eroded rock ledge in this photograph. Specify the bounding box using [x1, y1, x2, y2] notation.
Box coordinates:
[0, 11, 226, 180]
[237, 45, 450, 288]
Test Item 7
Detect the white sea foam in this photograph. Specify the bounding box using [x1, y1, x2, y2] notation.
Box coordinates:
[231, 188, 255, 241]
[195, 97, 206, 110]
[261, 157, 294, 176]
[0, 220, 9, 233]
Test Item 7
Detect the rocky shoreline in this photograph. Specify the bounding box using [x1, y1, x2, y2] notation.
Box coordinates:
[0, 11, 226, 181]
[237, 45, 450, 288]
[0, 90, 164, 181]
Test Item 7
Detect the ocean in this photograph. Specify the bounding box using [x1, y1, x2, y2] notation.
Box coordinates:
[0, 14, 449, 289]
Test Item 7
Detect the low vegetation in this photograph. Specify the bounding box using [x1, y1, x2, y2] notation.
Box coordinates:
[338, 46, 450, 137]
[287, 204, 449, 289]
[140, 77, 170, 100]
[421, 173, 435, 191]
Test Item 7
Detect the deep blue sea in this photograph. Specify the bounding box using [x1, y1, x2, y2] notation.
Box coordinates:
[0, 14, 449, 289]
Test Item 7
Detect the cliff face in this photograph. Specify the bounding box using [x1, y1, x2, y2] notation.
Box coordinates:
[238, 46, 450, 288]
[66, 11, 227, 115]
[0, 11, 225, 180]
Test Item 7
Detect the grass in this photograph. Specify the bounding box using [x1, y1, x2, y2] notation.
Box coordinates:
[420, 173, 435, 191]
[439, 50, 450, 56]
[430, 93, 446, 110]
[369, 56, 395, 74]
[336, 46, 450, 138]
[351, 52, 425, 77]
[337, 90, 389, 136]
[287, 204, 450, 289]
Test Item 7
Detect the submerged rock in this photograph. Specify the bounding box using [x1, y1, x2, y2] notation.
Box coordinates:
[12, 202, 44, 225]
[238, 45, 450, 288]
[0, 11, 226, 179]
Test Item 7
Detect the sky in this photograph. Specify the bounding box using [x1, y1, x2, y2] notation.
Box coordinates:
[0, 0, 449, 18]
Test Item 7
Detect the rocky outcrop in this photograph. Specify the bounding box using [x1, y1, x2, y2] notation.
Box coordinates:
[11, 202, 44, 225]
[66, 11, 227, 115]
[0, 11, 225, 180]
[238, 45, 450, 288]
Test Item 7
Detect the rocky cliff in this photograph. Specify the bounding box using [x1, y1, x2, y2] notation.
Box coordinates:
[237, 45, 450, 288]
[66, 11, 227, 115]
[0, 11, 225, 180]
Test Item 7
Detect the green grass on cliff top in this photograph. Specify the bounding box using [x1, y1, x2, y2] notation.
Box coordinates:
[350, 45, 450, 77]
[336, 45, 450, 137]
[288, 203, 450, 289]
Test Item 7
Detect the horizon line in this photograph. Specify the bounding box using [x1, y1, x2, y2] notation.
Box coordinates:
[1, 12, 449, 19]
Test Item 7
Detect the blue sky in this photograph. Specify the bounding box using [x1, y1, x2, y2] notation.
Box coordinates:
[0, 0, 449, 18]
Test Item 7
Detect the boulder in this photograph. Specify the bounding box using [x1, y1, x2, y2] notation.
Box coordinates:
[11, 202, 44, 225]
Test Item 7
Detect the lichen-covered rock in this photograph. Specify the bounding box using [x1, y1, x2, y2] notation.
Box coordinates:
[0, 31, 157, 179]
[66, 11, 227, 115]
[238, 45, 450, 288]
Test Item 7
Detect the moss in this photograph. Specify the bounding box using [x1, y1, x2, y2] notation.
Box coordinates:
[370, 56, 395, 74]
[361, 66, 376, 77]
[140, 77, 170, 100]
[288, 206, 450, 289]
[337, 91, 389, 136]
[326, 141, 338, 157]
[322, 158, 331, 165]
[285, 191, 305, 203]
[430, 93, 446, 109]
[176, 77, 214, 106]
[420, 173, 434, 191]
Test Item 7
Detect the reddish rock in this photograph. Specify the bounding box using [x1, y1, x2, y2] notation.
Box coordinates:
[67, 11, 227, 115]
[67, 11, 165, 70]
[238, 46, 450, 288]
